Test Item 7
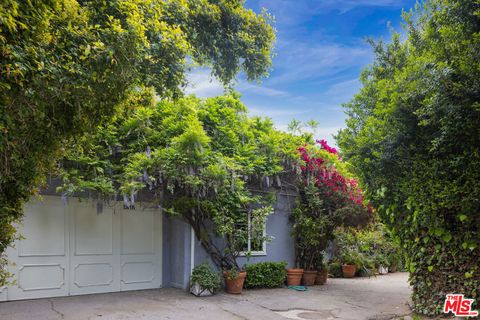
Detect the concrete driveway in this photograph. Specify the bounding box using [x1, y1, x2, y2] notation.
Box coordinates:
[0, 272, 412, 320]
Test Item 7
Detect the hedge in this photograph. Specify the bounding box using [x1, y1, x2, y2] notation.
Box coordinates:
[244, 261, 287, 288]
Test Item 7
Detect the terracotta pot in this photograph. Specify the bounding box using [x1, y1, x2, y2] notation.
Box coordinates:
[315, 269, 328, 285]
[223, 271, 247, 294]
[286, 268, 304, 286]
[342, 264, 356, 278]
[302, 270, 317, 286]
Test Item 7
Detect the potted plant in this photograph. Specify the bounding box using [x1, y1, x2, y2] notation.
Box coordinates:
[223, 268, 247, 294]
[302, 269, 317, 286]
[291, 183, 335, 286]
[375, 254, 389, 275]
[190, 263, 220, 296]
[286, 268, 304, 286]
[315, 257, 328, 285]
[340, 249, 359, 278]
[388, 252, 400, 273]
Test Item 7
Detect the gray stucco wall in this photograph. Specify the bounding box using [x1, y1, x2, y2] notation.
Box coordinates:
[193, 193, 297, 270]
[162, 215, 192, 289]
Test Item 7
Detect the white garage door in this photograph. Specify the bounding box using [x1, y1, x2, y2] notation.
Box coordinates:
[1, 196, 162, 301]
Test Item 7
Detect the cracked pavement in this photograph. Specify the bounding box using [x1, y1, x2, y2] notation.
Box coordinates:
[0, 272, 412, 320]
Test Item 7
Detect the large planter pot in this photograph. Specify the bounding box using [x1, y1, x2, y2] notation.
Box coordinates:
[315, 269, 328, 285]
[286, 268, 304, 286]
[302, 270, 317, 286]
[190, 282, 214, 297]
[377, 266, 389, 275]
[342, 264, 356, 278]
[223, 271, 247, 294]
[389, 265, 397, 273]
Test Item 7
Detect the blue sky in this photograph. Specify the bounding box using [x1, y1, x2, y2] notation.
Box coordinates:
[185, 0, 417, 143]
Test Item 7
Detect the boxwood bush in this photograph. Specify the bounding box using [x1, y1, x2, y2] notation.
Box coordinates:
[244, 261, 287, 288]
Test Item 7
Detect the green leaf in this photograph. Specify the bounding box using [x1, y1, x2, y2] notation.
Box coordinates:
[442, 233, 452, 243]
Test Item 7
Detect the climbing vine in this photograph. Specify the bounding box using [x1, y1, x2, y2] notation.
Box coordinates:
[59, 93, 308, 270]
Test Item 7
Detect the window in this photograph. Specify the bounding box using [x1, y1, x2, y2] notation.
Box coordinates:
[239, 211, 267, 256]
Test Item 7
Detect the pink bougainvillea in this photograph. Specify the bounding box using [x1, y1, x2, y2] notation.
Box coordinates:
[298, 140, 371, 213]
[317, 139, 338, 155]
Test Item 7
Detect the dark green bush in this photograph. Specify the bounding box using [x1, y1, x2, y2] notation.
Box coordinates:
[328, 261, 343, 278]
[244, 261, 287, 288]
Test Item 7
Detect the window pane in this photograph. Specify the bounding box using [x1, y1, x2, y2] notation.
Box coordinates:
[250, 224, 264, 252]
[234, 222, 249, 252]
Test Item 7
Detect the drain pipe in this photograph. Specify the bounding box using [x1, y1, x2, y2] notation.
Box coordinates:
[190, 226, 195, 275]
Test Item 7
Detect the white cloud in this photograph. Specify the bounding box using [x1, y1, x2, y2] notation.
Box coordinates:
[238, 83, 289, 97]
[267, 42, 371, 85]
[185, 69, 290, 98]
[248, 106, 309, 117]
[273, 122, 342, 143]
[184, 69, 225, 98]
[315, 126, 343, 142]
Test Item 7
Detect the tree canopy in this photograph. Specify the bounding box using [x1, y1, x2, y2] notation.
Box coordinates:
[58, 93, 307, 270]
[337, 0, 480, 315]
[0, 0, 275, 285]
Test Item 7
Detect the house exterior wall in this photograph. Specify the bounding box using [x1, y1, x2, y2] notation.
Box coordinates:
[11, 181, 297, 297]
[193, 193, 297, 270]
[162, 215, 193, 289]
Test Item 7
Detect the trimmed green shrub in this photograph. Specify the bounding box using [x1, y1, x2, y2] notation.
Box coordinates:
[190, 263, 221, 293]
[244, 261, 287, 288]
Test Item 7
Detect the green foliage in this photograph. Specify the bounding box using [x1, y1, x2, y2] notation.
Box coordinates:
[59, 93, 307, 270]
[0, 0, 275, 284]
[244, 261, 287, 288]
[336, 0, 480, 314]
[327, 261, 343, 278]
[190, 263, 221, 292]
[291, 183, 334, 270]
[333, 223, 401, 276]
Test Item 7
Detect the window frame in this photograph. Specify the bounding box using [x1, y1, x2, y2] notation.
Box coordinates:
[239, 211, 268, 257]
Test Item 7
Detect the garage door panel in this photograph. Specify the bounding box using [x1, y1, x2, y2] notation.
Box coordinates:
[74, 203, 113, 256]
[121, 209, 154, 255]
[120, 208, 162, 291]
[121, 261, 155, 284]
[6, 196, 162, 300]
[69, 201, 120, 296]
[0, 286, 7, 301]
[73, 263, 114, 288]
[18, 264, 65, 291]
[19, 201, 65, 257]
[6, 197, 69, 300]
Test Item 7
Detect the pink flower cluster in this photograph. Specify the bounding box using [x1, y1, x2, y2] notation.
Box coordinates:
[298, 141, 370, 211]
[317, 139, 338, 155]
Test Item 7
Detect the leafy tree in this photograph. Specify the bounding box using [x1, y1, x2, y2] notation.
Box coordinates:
[0, 0, 275, 285]
[58, 93, 306, 270]
[287, 118, 302, 134]
[337, 0, 480, 315]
